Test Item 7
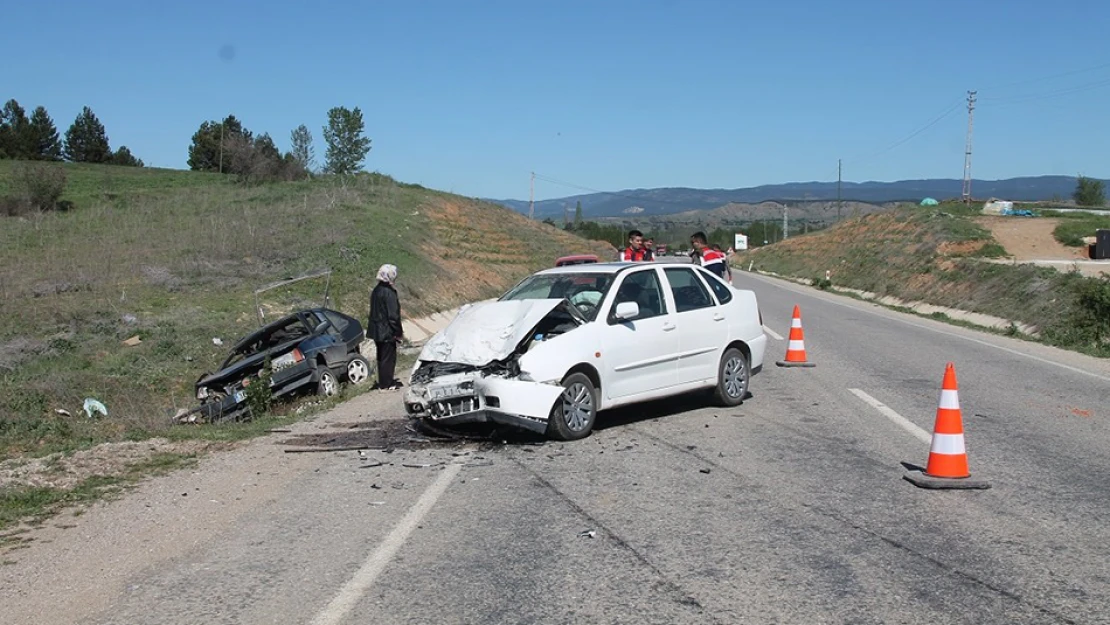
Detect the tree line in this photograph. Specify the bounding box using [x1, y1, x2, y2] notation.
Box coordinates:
[186, 106, 372, 182]
[0, 99, 142, 167]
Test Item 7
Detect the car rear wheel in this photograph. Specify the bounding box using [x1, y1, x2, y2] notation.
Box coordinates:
[346, 355, 372, 385]
[546, 372, 597, 441]
[714, 347, 750, 407]
[317, 369, 338, 397]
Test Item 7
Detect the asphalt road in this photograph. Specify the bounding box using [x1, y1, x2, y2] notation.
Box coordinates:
[6, 271, 1110, 625]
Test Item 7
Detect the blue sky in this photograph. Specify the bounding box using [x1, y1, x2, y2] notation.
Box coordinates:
[6, 0, 1109, 200]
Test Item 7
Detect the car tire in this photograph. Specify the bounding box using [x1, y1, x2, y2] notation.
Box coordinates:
[546, 372, 598, 441]
[713, 347, 750, 407]
[345, 355, 372, 385]
[316, 369, 339, 397]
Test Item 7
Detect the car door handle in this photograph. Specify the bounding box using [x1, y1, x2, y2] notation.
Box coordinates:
[662, 322, 676, 331]
[712, 313, 725, 321]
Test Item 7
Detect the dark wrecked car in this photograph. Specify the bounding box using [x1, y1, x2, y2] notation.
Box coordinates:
[192, 308, 371, 422]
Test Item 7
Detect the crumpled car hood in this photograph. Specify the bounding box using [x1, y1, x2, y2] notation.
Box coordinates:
[418, 299, 570, 367]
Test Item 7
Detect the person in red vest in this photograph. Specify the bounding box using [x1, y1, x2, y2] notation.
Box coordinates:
[691, 231, 728, 279]
[619, 229, 651, 261]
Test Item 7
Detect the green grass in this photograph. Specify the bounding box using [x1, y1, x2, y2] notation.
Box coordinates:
[0, 161, 612, 461]
[1051, 214, 1110, 247]
[0, 451, 198, 532]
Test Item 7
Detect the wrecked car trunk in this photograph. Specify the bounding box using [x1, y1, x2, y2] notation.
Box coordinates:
[404, 299, 583, 433]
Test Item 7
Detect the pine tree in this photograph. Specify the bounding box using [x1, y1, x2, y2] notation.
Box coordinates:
[574, 200, 583, 226]
[27, 106, 62, 161]
[290, 124, 314, 172]
[322, 106, 371, 175]
[0, 99, 31, 159]
[64, 106, 111, 163]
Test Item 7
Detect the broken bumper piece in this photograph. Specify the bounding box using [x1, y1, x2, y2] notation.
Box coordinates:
[405, 375, 564, 434]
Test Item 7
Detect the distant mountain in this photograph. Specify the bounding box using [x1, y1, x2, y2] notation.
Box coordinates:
[491, 175, 1099, 219]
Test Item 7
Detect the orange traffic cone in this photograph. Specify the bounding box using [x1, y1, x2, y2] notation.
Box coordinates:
[904, 362, 990, 490]
[775, 305, 816, 368]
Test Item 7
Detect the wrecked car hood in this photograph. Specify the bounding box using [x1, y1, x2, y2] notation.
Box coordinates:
[419, 299, 577, 367]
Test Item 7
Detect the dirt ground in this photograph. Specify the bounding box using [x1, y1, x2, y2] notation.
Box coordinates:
[974, 216, 1109, 277]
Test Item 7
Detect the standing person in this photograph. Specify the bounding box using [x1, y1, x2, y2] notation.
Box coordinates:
[619, 229, 650, 261]
[643, 237, 656, 261]
[690, 232, 728, 279]
[712, 244, 733, 282]
[369, 264, 404, 390]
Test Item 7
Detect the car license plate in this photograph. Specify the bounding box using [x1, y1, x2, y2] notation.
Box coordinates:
[234, 390, 246, 403]
[428, 383, 470, 400]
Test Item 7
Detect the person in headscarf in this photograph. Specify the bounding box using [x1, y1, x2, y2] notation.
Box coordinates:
[369, 263, 404, 390]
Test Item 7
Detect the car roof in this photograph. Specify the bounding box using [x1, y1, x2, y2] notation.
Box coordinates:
[555, 254, 599, 261]
[535, 262, 634, 276]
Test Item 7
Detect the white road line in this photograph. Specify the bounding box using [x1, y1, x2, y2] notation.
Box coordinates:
[849, 388, 932, 445]
[311, 462, 462, 625]
[762, 325, 784, 341]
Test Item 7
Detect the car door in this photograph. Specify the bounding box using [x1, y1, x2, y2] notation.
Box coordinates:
[663, 266, 725, 384]
[598, 267, 681, 400]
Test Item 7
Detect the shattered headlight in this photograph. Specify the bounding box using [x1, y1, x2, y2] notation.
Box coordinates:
[196, 386, 209, 401]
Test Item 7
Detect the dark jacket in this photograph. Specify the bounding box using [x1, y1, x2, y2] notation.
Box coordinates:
[369, 281, 403, 342]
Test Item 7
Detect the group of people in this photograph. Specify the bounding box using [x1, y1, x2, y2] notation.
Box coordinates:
[619, 229, 733, 281]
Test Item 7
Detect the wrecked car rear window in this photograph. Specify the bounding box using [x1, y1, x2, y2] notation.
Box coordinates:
[501, 273, 614, 321]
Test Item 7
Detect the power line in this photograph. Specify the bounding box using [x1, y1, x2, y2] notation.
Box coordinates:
[981, 75, 1110, 105]
[980, 60, 1110, 92]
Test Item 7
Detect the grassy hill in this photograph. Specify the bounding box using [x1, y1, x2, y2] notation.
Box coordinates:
[0, 160, 614, 459]
[736, 203, 1110, 356]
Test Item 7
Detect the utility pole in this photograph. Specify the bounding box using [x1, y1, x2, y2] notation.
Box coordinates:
[218, 123, 224, 174]
[961, 90, 977, 204]
[782, 204, 789, 240]
[837, 159, 842, 222]
[529, 172, 535, 220]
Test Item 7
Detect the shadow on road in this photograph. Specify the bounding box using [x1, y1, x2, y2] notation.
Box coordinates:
[596, 390, 754, 433]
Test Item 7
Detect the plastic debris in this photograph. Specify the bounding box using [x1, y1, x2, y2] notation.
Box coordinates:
[578, 530, 597, 539]
[82, 398, 108, 419]
[55, 408, 71, 417]
[212, 337, 223, 346]
[122, 335, 142, 347]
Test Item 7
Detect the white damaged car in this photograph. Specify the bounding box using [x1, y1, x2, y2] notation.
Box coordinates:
[403, 262, 767, 440]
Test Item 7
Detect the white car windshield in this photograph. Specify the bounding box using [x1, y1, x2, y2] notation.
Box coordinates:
[501, 272, 615, 321]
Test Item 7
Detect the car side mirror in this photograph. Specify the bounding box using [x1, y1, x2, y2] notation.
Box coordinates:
[614, 301, 640, 321]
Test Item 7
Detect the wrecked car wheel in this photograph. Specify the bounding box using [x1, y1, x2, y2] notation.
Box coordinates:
[546, 372, 597, 441]
[317, 369, 339, 397]
[346, 355, 372, 385]
[714, 347, 750, 407]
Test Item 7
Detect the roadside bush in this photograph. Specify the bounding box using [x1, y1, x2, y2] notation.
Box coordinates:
[1043, 275, 1110, 355]
[243, 358, 273, 419]
[9, 162, 68, 212]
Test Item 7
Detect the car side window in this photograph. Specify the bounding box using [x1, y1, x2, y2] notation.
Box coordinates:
[609, 269, 667, 323]
[313, 311, 341, 336]
[664, 267, 715, 313]
[324, 310, 350, 333]
[700, 269, 733, 304]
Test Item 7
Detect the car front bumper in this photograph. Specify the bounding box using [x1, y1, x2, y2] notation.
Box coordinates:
[404, 374, 564, 434]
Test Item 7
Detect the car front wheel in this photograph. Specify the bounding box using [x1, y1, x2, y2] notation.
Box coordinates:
[714, 347, 750, 407]
[546, 372, 597, 441]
